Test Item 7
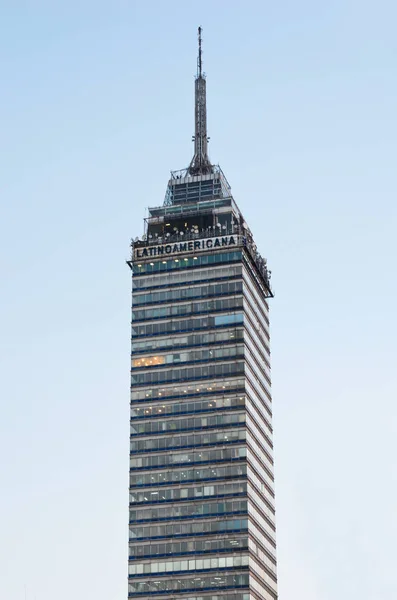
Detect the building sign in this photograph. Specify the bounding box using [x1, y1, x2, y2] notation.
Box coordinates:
[134, 235, 239, 260]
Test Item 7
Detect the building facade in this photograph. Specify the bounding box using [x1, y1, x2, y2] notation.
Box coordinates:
[127, 28, 277, 600]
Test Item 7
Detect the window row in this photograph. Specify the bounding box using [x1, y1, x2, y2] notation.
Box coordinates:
[128, 573, 249, 595]
[132, 281, 243, 307]
[132, 264, 242, 291]
[131, 312, 244, 338]
[129, 518, 249, 541]
[133, 251, 242, 275]
[131, 329, 243, 356]
[131, 394, 245, 419]
[130, 446, 246, 470]
[132, 296, 243, 323]
[130, 428, 246, 454]
[130, 412, 245, 436]
[129, 534, 248, 558]
[129, 463, 247, 488]
[130, 594, 249, 600]
[130, 377, 244, 402]
[131, 344, 244, 371]
[130, 481, 247, 505]
[131, 361, 245, 387]
[128, 553, 249, 576]
[129, 499, 247, 523]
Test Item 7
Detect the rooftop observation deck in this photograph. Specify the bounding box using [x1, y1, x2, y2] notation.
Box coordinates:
[128, 165, 273, 297]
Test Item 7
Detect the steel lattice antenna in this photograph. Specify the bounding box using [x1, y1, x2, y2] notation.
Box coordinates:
[188, 27, 213, 175]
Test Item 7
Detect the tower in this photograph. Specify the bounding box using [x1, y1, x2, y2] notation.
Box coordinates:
[127, 28, 277, 600]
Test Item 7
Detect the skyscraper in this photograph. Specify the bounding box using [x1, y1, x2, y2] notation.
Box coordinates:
[127, 28, 277, 600]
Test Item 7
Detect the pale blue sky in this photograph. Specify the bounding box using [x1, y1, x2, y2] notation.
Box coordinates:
[1, 1, 396, 599]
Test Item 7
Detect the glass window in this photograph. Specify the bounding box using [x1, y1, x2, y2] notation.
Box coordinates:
[130, 377, 245, 402]
[132, 264, 243, 293]
[131, 344, 244, 370]
[128, 573, 250, 594]
[132, 250, 242, 275]
[132, 295, 243, 322]
[129, 463, 246, 489]
[129, 480, 247, 505]
[131, 360, 244, 387]
[132, 280, 243, 307]
[130, 411, 245, 436]
[129, 517, 249, 542]
[131, 328, 244, 355]
[215, 313, 244, 326]
[130, 427, 246, 454]
[129, 499, 247, 523]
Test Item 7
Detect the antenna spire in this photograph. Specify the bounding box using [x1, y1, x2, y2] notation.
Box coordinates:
[189, 26, 212, 175]
[197, 26, 202, 77]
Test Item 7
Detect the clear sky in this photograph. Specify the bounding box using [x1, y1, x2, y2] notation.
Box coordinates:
[1, 1, 396, 599]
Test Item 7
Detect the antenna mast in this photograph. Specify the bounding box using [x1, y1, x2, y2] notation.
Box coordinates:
[197, 26, 202, 77]
[189, 26, 212, 175]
